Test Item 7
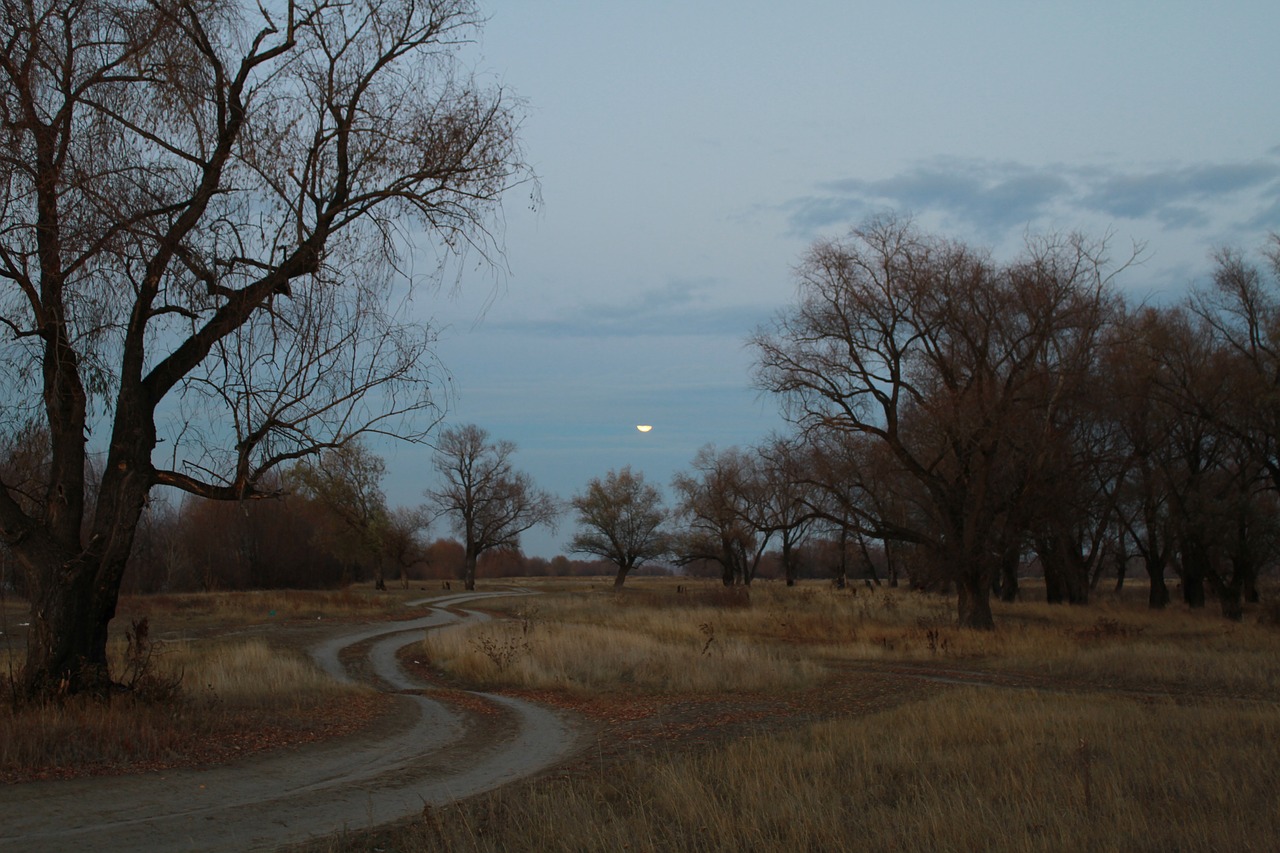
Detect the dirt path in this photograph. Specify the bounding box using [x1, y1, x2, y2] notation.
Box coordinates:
[0, 591, 585, 853]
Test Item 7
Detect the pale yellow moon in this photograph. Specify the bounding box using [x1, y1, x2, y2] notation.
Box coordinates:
[636, 425, 653, 433]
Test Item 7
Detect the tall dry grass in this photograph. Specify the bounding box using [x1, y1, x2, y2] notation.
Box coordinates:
[422, 578, 1280, 699]
[316, 688, 1280, 853]
[421, 585, 826, 693]
[115, 585, 426, 635]
[1, 637, 370, 781]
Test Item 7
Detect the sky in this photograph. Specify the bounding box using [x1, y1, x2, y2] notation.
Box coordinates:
[380, 0, 1280, 558]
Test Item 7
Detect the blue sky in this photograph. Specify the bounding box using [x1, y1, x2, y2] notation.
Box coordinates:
[381, 1, 1280, 558]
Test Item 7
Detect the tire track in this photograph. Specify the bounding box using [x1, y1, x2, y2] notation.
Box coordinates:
[0, 591, 583, 853]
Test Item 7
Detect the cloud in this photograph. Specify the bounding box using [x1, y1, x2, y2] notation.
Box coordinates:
[1080, 162, 1280, 220]
[488, 277, 774, 338]
[785, 154, 1280, 249]
[787, 160, 1073, 238]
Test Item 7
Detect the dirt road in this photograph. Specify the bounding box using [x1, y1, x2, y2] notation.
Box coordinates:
[0, 591, 584, 853]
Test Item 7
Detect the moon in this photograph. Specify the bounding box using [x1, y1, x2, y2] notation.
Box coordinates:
[636, 424, 653, 433]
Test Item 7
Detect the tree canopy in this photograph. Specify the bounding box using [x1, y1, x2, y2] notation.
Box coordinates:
[569, 466, 669, 588]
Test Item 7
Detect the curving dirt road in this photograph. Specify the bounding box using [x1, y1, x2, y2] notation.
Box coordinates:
[0, 591, 584, 853]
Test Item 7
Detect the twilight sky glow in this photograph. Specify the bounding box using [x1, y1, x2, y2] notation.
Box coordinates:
[382, 1, 1280, 558]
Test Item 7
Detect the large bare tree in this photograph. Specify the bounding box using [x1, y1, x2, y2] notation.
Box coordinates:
[753, 216, 1119, 628]
[0, 0, 530, 697]
[427, 423, 557, 590]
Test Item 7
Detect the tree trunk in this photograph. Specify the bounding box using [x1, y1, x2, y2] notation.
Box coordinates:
[463, 545, 478, 591]
[1147, 561, 1170, 609]
[998, 547, 1019, 603]
[1179, 535, 1210, 608]
[956, 568, 995, 630]
[1064, 552, 1090, 605]
[1244, 573, 1260, 604]
[16, 451, 148, 700]
[613, 565, 628, 588]
[20, 548, 134, 699]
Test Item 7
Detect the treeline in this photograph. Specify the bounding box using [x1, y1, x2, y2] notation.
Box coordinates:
[112, 494, 624, 594]
[742, 216, 1280, 626]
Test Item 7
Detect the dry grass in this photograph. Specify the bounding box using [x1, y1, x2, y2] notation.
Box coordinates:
[2, 620, 377, 782]
[114, 584, 430, 636]
[314, 688, 1280, 853]
[320, 576, 1279, 852]
[422, 582, 832, 693]
[422, 578, 1280, 700]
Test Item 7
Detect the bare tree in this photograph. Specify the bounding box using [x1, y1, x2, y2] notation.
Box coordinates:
[291, 441, 390, 589]
[671, 445, 768, 586]
[427, 424, 557, 590]
[383, 505, 430, 587]
[754, 436, 818, 586]
[753, 216, 1120, 628]
[569, 466, 668, 589]
[0, 0, 530, 697]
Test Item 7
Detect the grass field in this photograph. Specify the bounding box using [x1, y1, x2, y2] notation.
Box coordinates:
[5, 578, 1280, 850]
[320, 578, 1280, 852]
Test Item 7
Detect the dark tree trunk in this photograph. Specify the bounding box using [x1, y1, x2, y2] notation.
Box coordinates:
[613, 565, 628, 588]
[957, 571, 995, 630]
[1042, 545, 1066, 605]
[998, 547, 1019, 603]
[463, 545, 478, 591]
[22, 557, 111, 697]
[1182, 575, 1206, 608]
[832, 527, 848, 589]
[884, 539, 899, 588]
[17, 445, 150, 699]
[1147, 560, 1170, 609]
[1244, 573, 1260, 604]
[1179, 546, 1208, 608]
[1064, 552, 1090, 605]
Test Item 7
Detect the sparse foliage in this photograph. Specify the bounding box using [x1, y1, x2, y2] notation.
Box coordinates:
[753, 216, 1123, 627]
[291, 442, 391, 589]
[569, 466, 669, 588]
[427, 424, 558, 590]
